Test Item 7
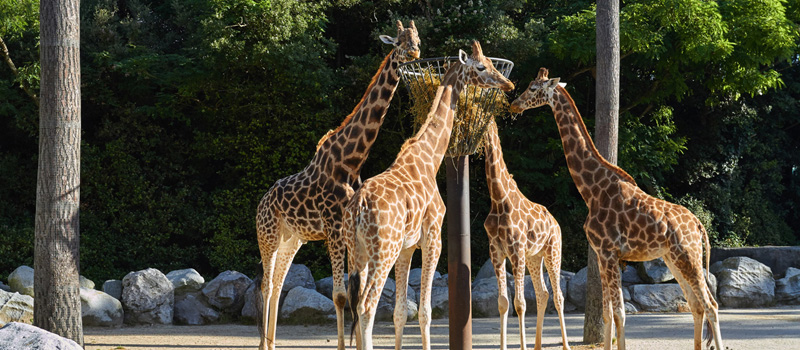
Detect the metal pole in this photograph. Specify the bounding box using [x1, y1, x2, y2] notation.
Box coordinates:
[447, 155, 471, 350]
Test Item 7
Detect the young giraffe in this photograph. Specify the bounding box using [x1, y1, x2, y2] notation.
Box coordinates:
[254, 21, 420, 350]
[344, 41, 514, 350]
[509, 68, 723, 350]
[482, 118, 571, 350]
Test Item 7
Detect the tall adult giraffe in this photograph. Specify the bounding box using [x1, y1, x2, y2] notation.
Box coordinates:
[344, 41, 514, 350]
[255, 21, 420, 350]
[482, 118, 571, 350]
[509, 68, 723, 350]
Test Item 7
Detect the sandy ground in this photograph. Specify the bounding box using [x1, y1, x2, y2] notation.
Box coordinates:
[84, 306, 800, 350]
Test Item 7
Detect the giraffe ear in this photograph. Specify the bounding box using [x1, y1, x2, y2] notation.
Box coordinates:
[548, 77, 561, 89]
[458, 49, 468, 64]
[380, 35, 397, 45]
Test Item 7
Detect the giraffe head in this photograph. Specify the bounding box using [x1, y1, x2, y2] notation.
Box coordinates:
[379, 20, 421, 62]
[509, 67, 566, 113]
[456, 41, 515, 92]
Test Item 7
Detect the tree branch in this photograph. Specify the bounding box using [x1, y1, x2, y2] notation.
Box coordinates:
[569, 51, 635, 80]
[0, 35, 39, 107]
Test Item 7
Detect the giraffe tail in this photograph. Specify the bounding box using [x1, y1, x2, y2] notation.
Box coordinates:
[348, 271, 361, 346]
[254, 274, 264, 340]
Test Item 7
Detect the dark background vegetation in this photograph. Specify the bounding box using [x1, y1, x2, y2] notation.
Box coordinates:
[2, 0, 798, 282]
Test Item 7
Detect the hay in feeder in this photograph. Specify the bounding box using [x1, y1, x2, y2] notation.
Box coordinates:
[406, 66, 510, 157]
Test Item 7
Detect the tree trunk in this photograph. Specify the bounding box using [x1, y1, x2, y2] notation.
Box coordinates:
[34, 0, 83, 345]
[585, 0, 619, 345]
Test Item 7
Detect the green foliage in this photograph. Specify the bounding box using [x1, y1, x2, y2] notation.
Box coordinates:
[0, 0, 797, 282]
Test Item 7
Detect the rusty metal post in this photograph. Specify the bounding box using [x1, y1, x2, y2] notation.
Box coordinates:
[446, 155, 471, 350]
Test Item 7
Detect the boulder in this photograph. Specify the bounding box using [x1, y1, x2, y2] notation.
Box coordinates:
[0, 282, 9, 292]
[8, 266, 34, 297]
[637, 258, 675, 284]
[0, 289, 34, 326]
[429, 286, 449, 318]
[433, 274, 448, 288]
[405, 298, 419, 320]
[80, 287, 123, 327]
[282, 264, 316, 296]
[241, 278, 261, 321]
[102, 280, 123, 300]
[166, 268, 205, 295]
[122, 268, 174, 325]
[0, 322, 82, 350]
[375, 278, 397, 321]
[408, 268, 442, 290]
[279, 287, 334, 324]
[315, 273, 348, 300]
[522, 271, 572, 315]
[471, 275, 513, 317]
[202, 270, 252, 314]
[711, 246, 800, 278]
[716, 256, 775, 308]
[79, 276, 95, 290]
[624, 301, 639, 314]
[705, 269, 718, 301]
[621, 264, 643, 285]
[474, 260, 497, 281]
[567, 267, 588, 310]
[776, 267, 800, 304]
[174, 292, 220, 325]
[631, 284, 686, 312]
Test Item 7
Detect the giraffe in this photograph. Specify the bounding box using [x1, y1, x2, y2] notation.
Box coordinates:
[343, 41, 514, 350]
[509, 68, 723, 350]
[482, 118, 571, 350]
[254, 20, 420, 350]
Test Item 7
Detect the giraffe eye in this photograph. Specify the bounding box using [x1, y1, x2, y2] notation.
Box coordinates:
[476, 64, 486, 72]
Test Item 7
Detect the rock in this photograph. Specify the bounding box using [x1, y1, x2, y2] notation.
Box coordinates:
[711, 246, 800, 278]
[710, 261, 724, 275]
[315, 273, 348, 300]
[202, 270, 252, 314]
[776, 267, 800, 305]
[624, 301, 639, 314]
[567, 267, 588, 310]
[279, 287, 334, 323]
[631, 284, 686, 312]
[102, 280, 123, 300]
[705, 269, 718, 301]
[637, 258, 675, 284]
[122, 268, 174, 325]
[166, 268, 205, 295]
[174, 292, 220, 325]
[241, 278, 261, 321]
[282, 264, 316, 296]
[430, 286, 449, 318]
[522, 271, 571, 315]
[81, 287, 123, 327]
[375, 278, 396, 322]
[79, 276, 95, 290]
[716, 256, 775, 308]
[0, 289, 34, 326]
[8, 266, 34, 297]
[471, 275, 513, 317]
[0, 282, 10, 292]
[408, 268, 442, 290]
[623, 286, 632, 302]
[405, 298, 419, 320]
[433, 274, 448, 288]
[0, 322, 82, 350]
[622, 265, 643, 285]
[474, 260, 497, 281]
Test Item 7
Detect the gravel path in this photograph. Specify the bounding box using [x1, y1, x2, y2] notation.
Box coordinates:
[84, 306, 800, 350]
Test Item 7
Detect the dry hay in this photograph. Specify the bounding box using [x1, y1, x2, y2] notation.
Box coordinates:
[406, 66, 510, 157]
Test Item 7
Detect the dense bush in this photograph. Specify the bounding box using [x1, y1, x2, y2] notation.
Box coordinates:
[1, 0, 797, 282]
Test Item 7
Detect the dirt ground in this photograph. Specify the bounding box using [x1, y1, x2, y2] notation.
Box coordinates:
[84, 306, 800, 350]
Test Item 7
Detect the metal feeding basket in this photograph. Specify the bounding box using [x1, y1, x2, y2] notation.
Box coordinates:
[398, 57, 514, 157]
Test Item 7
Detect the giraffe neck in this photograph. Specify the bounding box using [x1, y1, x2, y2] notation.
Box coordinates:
[549, 85, 636, 204]
[401, 62, 466, 174]
[311, 50, 402, 183]
[483, 120, 516, 200]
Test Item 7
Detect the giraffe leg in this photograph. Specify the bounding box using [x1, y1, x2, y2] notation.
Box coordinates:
[267, 234, 304, 349]
[329, 233, 348, 350]
[418, 195, 444, 350]
[663, 255, 723, 350]
[527, 254, 546, 350]
[393, 247, 415, 350]
[597, 254, 625, 350]
[360, 257, 397, 350]
[543, 234, 570, 350]
[256, 204, 281, 350]
[490, 242, 509, 350]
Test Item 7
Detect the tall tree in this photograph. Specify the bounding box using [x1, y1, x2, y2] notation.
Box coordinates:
[33, 0, 83, 345]
[585, 0, 620, 345]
